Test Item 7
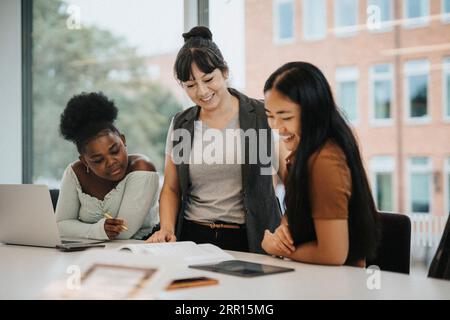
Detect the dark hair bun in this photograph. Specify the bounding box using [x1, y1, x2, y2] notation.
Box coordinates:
[182, 26, 213, 42]
[60, 92, 117, 143]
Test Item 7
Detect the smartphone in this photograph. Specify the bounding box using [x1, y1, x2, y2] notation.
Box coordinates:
[166, 276, 219, 290]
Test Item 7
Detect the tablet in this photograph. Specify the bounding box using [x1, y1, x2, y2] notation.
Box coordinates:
[189, 260, 295, 277]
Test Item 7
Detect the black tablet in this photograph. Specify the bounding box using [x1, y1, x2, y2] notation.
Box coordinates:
[189, 260, 295, 277]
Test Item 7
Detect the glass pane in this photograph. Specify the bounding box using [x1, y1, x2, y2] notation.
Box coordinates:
[408, 74, 428, 118]
[407, 0, 427, 18]
[376, 172, 393, 211]
[367, 0, 391, 22]
[445, 0, 450, 13]
[335, 0, 357, 27]
[411, 157, 428, 165]
[338, 81, 357, 121]
[279, 2, 294, 39]
[303, 0, 326, 38]
[374, 80, 391, 119]
[411, 173, 430, 213]
[32, 0, 184, 185]
[373, 64, 390, 74]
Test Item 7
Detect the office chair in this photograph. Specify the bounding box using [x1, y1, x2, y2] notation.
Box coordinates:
[428, 214, 450, 280]
[49, 189, 59, 211]
[367, 211, 411, 274]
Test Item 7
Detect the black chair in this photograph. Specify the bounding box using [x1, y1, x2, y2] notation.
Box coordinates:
[49, 189, 59, 211]
[428, 214, 450, 280]
[367, 212, 411, 274]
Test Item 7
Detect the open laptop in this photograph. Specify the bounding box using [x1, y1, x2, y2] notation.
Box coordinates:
[0, 184, 105, 250]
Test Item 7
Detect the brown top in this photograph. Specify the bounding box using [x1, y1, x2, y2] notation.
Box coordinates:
[309, 142, 352, 220]
[286, 141, 365, 267]
[285, 141, 351, 220]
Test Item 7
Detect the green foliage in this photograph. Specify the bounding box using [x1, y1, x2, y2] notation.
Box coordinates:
[32, 0, 182, 182]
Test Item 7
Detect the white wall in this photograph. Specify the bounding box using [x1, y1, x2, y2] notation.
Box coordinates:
[0, 0, 22, 183]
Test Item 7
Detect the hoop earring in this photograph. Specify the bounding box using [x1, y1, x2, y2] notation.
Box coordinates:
[86, 166, 90, 174]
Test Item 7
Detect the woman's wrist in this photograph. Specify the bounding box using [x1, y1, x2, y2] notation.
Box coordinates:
[160, 225, 175, 234]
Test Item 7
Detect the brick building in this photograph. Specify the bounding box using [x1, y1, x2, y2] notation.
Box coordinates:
[244, 0, 450, 222]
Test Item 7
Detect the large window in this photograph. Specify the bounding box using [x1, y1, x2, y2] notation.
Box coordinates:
[334, 0, 359, 36]
[408, 157, 432, 214]
[367, 0, 393, 31]
[444, 57, 450, 120]
[370, 63, 393, 123]
[404, 59, 430, 122]
[336, 66, 359, 123]
[274, 0, 295, 43]
[403, 0, 430, 28]
[31, 0, 184, 185]
[302, 0, 326, 40]
[370, 156, 395, 212]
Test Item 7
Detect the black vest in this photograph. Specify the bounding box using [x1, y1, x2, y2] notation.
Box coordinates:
[171, 88, 281, 253]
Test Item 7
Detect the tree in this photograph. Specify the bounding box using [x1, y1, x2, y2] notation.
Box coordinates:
[32, 0, 182, 183]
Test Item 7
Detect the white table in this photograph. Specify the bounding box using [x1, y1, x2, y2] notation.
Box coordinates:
[1, 241, 450, 300]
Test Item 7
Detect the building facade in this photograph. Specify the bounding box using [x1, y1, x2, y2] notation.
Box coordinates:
[245, 0, 450, 223]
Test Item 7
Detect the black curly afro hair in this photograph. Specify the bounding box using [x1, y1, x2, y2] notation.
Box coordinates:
[60, 92, 121, 153]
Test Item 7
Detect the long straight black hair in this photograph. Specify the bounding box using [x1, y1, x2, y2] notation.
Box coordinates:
[264, 62, 379, 262]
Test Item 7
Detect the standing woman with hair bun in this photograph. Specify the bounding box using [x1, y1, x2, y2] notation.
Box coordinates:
[147, 26, 281, 253]
[56, 92, 160, 240]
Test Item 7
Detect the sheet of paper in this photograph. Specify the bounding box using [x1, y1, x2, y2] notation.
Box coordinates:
[118, 241, 234, 264]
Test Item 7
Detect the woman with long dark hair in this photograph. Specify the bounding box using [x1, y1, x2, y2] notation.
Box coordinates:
[262, 62, 379, 266]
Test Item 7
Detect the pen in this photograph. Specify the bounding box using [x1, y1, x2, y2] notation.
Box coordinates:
[103, 212, 128, 231]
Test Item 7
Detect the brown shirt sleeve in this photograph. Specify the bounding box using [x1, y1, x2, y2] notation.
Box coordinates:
[308, 143, 352, 220]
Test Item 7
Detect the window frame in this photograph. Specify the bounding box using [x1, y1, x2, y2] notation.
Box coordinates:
[370, 156, 396, 212]
[335, 66, 360, 125]
[369, 63, 394, 126]
[273, 0, 296, 45]
[404, 59, 431, 124]
[302, 0, 327, 41]
[403, 0, 430, 29]
[406, 157, 433, 214]
[22, 0, 33, 183]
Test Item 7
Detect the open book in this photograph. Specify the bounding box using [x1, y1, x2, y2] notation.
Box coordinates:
[117, 241, 234, 265]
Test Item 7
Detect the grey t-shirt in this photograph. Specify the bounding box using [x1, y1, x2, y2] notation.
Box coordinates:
[165, 113, 245, 225]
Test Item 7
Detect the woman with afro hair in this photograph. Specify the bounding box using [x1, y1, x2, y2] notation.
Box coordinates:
[56, 92, 159, 240]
